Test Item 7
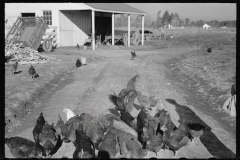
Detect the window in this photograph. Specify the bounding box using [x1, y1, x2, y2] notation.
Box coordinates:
[21, 13, 35, 17]
[43, 10, 52, 25]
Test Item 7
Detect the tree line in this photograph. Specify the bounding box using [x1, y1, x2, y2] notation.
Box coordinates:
[115, 10, 236, 28]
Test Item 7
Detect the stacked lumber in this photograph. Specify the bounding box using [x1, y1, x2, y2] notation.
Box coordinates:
[5, 39, 55, 65]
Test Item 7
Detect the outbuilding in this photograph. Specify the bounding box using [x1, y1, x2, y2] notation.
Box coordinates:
[5, 3, 146, 50]
[203, 24, 211, 29]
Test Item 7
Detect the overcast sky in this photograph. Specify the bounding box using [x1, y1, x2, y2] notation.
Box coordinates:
[127, 3, 236, 21]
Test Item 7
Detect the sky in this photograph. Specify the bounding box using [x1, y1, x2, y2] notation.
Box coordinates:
[127, 3, 236, 21]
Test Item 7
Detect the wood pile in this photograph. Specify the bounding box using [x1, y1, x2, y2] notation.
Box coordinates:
[5, 39, 55, 65]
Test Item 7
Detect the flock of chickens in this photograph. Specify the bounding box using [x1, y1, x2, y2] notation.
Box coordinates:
[5, 73, 205, 158]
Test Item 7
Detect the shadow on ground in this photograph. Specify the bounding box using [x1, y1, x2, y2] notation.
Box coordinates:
[165, 98, 236, 159]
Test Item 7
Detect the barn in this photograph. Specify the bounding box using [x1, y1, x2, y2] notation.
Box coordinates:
[5, 3, 146, 50]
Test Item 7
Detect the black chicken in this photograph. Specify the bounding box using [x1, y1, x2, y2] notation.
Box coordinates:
[162, 119, 190, 157]
[77, 43, 80, 50]
[9, 61, 18, 74]
[39, 122, 58, 157]
[137, 108, 150, 144]
[131, 51, 137, 59]
[33, 112, 46, 144]
[73, 129, 95, 158]
[187, 123, 205, 143]
[76, 58, 82, 68]
[5, 136, 46, 158]
[207, 48, 212, 53]
[29, 65, 39, 78]
[119, 108, 138, 131]
[108, 90, 128, 111]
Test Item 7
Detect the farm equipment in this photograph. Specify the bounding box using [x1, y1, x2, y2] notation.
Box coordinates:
[5, 16, 56, 52]
[103, 30, 141, 46]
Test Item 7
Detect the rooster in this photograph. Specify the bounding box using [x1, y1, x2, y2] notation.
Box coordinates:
[73, 129, 95, 158]
[33, 112, 46, 144]
[63, 108, 75, 121]
[76, 58, 82, 68]
[5, 136, 46, 158]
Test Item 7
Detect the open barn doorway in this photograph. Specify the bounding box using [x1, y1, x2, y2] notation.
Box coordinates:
[95, 12, 112, 43]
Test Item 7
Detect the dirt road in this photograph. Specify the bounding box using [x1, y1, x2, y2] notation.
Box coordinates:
[5, 45, 236, 158]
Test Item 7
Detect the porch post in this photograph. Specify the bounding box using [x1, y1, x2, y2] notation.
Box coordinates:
[128, 14, 130, 47]
[92, 10, 95, 50]
[142, 15, 145, 46]
[112, 13, 115, 45]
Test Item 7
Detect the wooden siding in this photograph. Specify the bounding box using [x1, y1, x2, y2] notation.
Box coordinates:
[59, 10, 91, 46]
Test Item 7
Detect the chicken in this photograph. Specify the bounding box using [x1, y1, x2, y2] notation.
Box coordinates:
[117, 88, 126, 97]
[136, 91, 159, 109]
[63, 108, 75, 121]
[73, 129, 95, 158]
[76, 58, 82, 68]
[131, 51, 137, 59]
[99, 128, 120, 158]
[145, 125, 164, 156]
[84, 114, 118, 149]
[108, 90, 128, 111]
[126, 75, 139, 92]
[54, 114, 65, 137]
[100, 127, 148, 158]
[9, 61, 18, 74]
[119, 108, 138, 131]
[76, 43, 80, 50]
[187, 123, 205, 143]
[207, 48, 212, 53]
[39, 122, 58, 157]
[164, 114, 177, 132]
[81, 57, 87, 65]
[124, 89, 138, 113]
[29, 65, 39, 78]
[5, 136, 46, 158]
[162, 119, 190, 157]
[157, 109, 169, 130]
[32, 112, 46, 144]
[61, 113, 93, 144]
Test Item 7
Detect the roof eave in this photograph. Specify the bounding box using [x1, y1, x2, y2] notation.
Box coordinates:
[92, 8, 146, 15]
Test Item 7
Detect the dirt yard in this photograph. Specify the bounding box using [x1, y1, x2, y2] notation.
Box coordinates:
[4, 28, 236, 158]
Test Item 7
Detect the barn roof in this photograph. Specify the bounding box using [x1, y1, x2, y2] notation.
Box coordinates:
[83, 3, 146, 15]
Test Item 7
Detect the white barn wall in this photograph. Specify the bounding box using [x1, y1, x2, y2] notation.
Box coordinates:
[5, 3, 89, 46]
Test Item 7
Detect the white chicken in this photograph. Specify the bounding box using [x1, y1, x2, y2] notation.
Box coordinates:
[63, 108, 75, 121]
[80, 57, 87, 65]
